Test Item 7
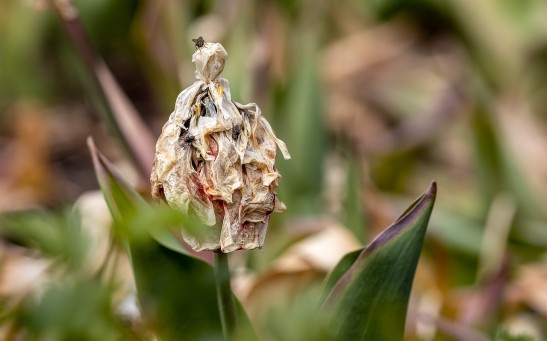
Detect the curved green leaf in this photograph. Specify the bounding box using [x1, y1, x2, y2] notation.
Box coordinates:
[320, 248, 362, 303]
[88, 137, 256, 340]
[129, 238, 223, 341]
[129, 232, 257, 341]
[88, 137, 195, 256]
[323, 181, 437, 341]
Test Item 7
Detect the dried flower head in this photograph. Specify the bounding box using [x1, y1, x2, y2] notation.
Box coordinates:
[151, 40, 290, 253]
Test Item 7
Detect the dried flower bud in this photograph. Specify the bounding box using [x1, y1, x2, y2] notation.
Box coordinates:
[151, 40, 290, 253]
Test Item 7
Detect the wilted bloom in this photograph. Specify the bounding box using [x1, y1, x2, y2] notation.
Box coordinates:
[151, 40, 290, 253]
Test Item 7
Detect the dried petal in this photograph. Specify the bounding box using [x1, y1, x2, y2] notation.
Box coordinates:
[192, 43, 227, 82]
[151, 40, 289, 252]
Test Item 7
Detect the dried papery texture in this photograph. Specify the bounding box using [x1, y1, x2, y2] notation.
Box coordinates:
[151, 41, 290, 252]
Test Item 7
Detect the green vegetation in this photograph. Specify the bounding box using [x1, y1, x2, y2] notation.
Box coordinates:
[1, 0, 547, 340]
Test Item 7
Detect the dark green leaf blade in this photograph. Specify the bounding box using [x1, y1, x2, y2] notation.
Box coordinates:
[323, 181, 437, 341]
[129, 237, 223, 341]
[320, 248, 362, 303]
[88, 136, 193, 256]
[88, 137, 257, 341]
[130, 233, 256, 341]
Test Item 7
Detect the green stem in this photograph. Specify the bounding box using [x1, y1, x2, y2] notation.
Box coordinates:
[214, 252, 237, 340]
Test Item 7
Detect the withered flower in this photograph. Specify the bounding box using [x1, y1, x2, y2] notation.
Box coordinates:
[151, 40, 290, 253]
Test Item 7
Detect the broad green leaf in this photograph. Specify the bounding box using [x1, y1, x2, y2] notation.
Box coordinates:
[88, 137, 256, 340]
[320, 248, 362, 303]
[323, 181, 437, 341]
[88, 137, 191, 254]
[129, 237, 223, 341]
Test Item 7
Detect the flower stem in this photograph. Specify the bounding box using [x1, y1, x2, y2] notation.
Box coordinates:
[214, 252, 237, 340]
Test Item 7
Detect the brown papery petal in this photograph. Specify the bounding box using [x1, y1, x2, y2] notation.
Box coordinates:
[151, 41, 289, 252]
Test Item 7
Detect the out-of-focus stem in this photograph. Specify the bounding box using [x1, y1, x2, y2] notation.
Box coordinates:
[47, 0, 155, 182]
[214, 252, 237, 340]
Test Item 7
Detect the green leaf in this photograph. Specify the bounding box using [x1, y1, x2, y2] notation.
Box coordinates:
[88, 136, 193, 254]
[18, 279, 125, 341]
[88, 137, 256, 340]
[262, 284, 332, 341]
[88, 137, 146, 235]
[1, 208, 88, 272]
[129, 238, 224, 341]
[320, 248, 362, 303]
[322, 181, 437, 341]
[129, 233, 256, 341]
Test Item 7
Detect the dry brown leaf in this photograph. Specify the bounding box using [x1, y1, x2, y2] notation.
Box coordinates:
[506, 259, 547, 316]
[0, 102, 55, 211]
[0, 244, 51, 308]
[321, 25, 416, 85]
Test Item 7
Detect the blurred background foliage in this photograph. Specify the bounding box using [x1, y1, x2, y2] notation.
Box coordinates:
[1, 0, 547, 340]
